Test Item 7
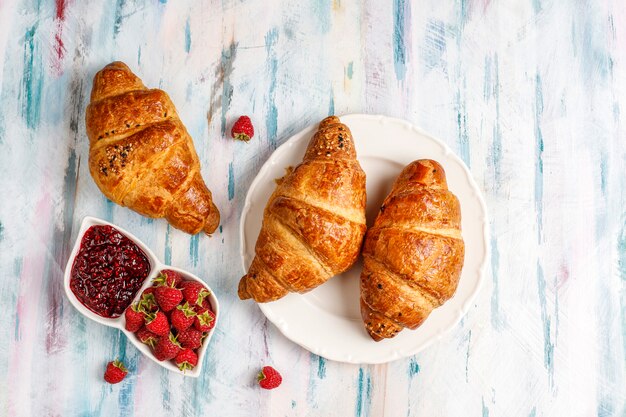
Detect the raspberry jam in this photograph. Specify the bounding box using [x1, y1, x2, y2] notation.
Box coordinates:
[70, 225, 151, 318]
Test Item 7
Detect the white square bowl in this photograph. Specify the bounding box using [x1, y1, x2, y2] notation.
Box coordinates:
[63, 216, 219, 378]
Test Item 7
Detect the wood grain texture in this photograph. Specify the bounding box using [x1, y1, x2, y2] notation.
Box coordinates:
[0, 0, 624, 416]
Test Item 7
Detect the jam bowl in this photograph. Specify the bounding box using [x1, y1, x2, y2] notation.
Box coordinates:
[63, 216, 219, 378]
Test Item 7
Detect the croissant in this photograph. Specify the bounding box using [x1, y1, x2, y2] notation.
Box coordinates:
[85, 61, 220, 235]
[360, 160, 464, 341]
[239, 116, 367, 302]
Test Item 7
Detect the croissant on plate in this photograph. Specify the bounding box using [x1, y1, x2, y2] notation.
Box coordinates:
[85, 61, 220, 234]
[239, 116, 367, 302]
[360, 160, 464, 341]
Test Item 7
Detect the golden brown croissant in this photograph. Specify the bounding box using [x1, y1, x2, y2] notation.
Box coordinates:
[85, 62, 220, 234]
[360, 160, 464, 341]
[239, 116, 367, 302]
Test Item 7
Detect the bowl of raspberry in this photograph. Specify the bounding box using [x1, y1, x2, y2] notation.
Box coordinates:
[64, 216, 219, 377]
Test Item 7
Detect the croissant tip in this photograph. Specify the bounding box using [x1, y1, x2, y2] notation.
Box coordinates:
[103, 61, 131, 71]
[367, 330, 384, 342]
[319, 115, 340, 127]
[203, 223, 219, 235]
[204, 204, 221, 234]
[396, 159, 448, 189]
[237, 278, 251, 300]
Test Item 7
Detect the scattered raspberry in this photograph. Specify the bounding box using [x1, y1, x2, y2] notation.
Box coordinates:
[104, 359, 128, 384]
[257, 366, 282, 390]
[231, 115, 254, 142]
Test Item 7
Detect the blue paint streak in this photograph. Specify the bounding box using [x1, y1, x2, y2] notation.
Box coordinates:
[137, 46, 142, 66]
[595, 156, 609, 261]
[455, 86, 470, 166]
[536, 262, 554, 384]
[317, 356, 326, 379]
[571, 20, 578, 56]
[574, 8, 611, 83]
[392, 0, 408, 81]
[490, 235, 504, 330]
[553, 272, 560, 353]
[13, 259, 22, 341]
[465, 330, 472, 382]
[355, 368, 372, 417]
[164, 225, 172, 264]
[595, 218, 625, 417]
[13, 257, 21, 276]
[292, 400, 296, 408]
[423, 19, 446, 71]
[599, 153, 608, 196]
[70, 315, 90, 414]
[492, 54, 502, 183]
[312, 1, 331, 34]
[597, 401, 615, 417]
[228, 162, 235, 200]
[483, 55, 492, 100]
[408, 357, 420, 377]
[534, 74, 544, 242]
[532, 0, 541, 14]
[160, 369, 171, 411]
[619, 220, 626, 367]
[185, 81, 193, 102]
[482, 397, 489, 417]
[192, 332, 218, 414]
[265, 29, 279, 149]
[113, 0, 126, 37]
[328, 91, 335, 116]
[22, 25, 43, 130]
[346, 62, 354, 79]
[220, 43, 236, 136]
[184, 18, 191, 53]
[486, 53, 505, 332]
[0, 115, 5, 145]
[118, 337, 136, 416]
[189, 234, 199, 267]
[104, 198, 115, 220]
[528, 407, 537, 417]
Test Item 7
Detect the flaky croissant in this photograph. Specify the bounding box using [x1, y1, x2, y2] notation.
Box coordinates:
[85, 62, 220, 234]
[360, 160, 464, 341]
[239, 116, 367, 302]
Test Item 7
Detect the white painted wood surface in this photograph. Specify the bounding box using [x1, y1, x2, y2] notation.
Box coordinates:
[0, 0, 624, 416]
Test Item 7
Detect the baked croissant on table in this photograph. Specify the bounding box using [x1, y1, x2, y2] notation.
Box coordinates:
[85, 61, 220, 235]
[239, 116, 367, 302]
[360, 160, 464, 341]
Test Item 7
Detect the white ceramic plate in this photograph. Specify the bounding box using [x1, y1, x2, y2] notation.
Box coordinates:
[239, 114, 488, 364]
[64, 216, 219, 377]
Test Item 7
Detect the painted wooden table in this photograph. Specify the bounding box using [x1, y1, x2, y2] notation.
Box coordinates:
[0, 0, 624, 416]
